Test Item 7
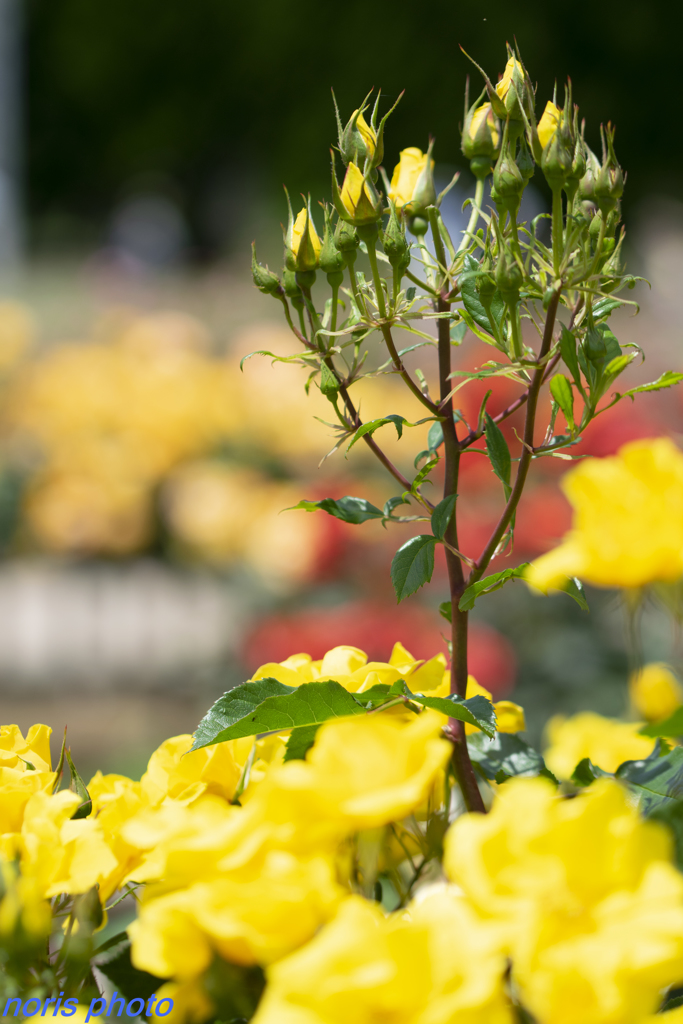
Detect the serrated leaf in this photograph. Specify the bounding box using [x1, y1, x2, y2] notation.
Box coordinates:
[284, 724, 320, 762]
[460, 255, 505, 336]
[458, 564, 530, 612]
[549, 374, 574, 430]
[562, 576, 589, 611]
[560, 325, 582, 385]
[604, 354, 632, 378]
[640, 707, 683, 739]
[468, 732, 555, 781]
[319, 362, 340, 399]
[431, 494, 457, 541]
[192, 678, 296, 750]
[192, 680, 365, 750]
[95, 933, 162, 1001]
[484, 413, 511, 497]
[288, 496, 384, 524]
[401, 686, 496, 737]
[622, 371, 683, 398]
[391, 535, 436, 602]
[410, 455, 439, 496]
[347, 414, 407, 452]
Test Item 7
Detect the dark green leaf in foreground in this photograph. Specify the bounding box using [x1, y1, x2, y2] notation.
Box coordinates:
[458, 564, 530, 612]
[288, 495, 385, 524]
[484, 413, 511, 498]
[192, 678, 497, 751]
[571, 757, 612, 787]
[391, 535, 436, 602]
[616, 743, 683, 815]
[640, 707, 683, 738]
[192, 680, 364, 750]
[284, 724, 321, 762]
[468, 732, 555, 783]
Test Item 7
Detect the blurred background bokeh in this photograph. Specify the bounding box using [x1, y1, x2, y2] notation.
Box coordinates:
[0, 0, 682, 776]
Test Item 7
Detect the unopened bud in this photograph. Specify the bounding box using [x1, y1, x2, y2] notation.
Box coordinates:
[286, 202, 322, 272]
[493, 140, 525, 213]
[334, 159, 383, 226]
[516, 137, 535, 182]
[491, 49, 534, 133]
[495, 249, 523, 306]
[382, 201, 411, 271]
[578, 146, 601, 203]
[334, 217, 360, 259]
[339, 107, 377, 169]
[462, 89, 500, 179]
[594, 124, 624, 215]
[318, 207, 346, 277]
[251, 243, 282, 296]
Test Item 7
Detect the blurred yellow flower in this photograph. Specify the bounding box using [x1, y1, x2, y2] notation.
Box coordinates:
[630, 662, 683, 722]
[0, 302, 34, 372]
[537, 100, 563, 150]
[388, 148, 431, 210]
[251, 641, 446, 694]
[140, 734, 242, 807]
[526, 439, 683, 590]
[0, 723, 52, 773]
[253, 892, 512, 1024]
[427, 671, 525, 734]
[0, 858, 51, 943]
[544, 711, 655, 778]
[444, 777, 683, 1024]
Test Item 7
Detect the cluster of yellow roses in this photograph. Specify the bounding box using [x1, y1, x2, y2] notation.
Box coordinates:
[2, 637, 683, 1021]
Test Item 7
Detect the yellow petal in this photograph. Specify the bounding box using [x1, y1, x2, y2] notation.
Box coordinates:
[388, 148, 426, 208]
[494, 700, 526, 733]
[537, 100, 562, 150]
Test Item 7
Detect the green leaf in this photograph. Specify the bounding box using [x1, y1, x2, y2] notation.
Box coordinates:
[560, 325, 582, 385]
[460, 255, 505, 336]
[622, 371, 683, 399]
[192, 680, 365, 750]
[640, 707, 683, 739]
[451, 321, 468, 344]
[347, 414, 407, 452]
[409, 455, 439, 496]
[468, 731, 555, 782]
[562, 576, 589, 611]
[438, 600, 452, 623]
[288, 496, 384, 524]
[66, 748, 92, 819]
[616, 743, 683, 815]
[401, 686, 496, 737]
[604, 354, 632, 378]
[391, 535, 437, 602]
[319, 362, 340, 399]
[592, 297, 622, 321]
[284, 724, 320, 761]
[458, 564, 530, 612]
[431, 494, 457, 541]
[192, 678, 296, 750]
[427, 420, 444, 453]
[571, 757, 612, 786]
[383, 495, 410, 518]
[549, 374, 575, 430]
[406, 286, 416, 301]
[94, 933, 163, 1001]
[484, 413, 511, 497]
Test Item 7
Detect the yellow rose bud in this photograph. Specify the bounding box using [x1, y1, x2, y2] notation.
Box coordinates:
[630, 663, 683, 722]
[537, 100, 562, 151]
[289, 206, 321, 272]
[388, 146, 436, 215]
[495, 54, 523, 102]
[338, 162, 382, 225]
[351, 109, 376, 161]
[469, 102, 500, 150]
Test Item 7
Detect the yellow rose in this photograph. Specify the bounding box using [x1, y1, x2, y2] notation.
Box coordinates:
[130, 850, 341, 975]
[543, 711, 655, 778]
[467, 102, 500, 150]
[444, 777, 683, 1023]
[140, 734, 242, 807]
[526, 438, 683, 590]
[630, 662, 683, 722]
[496, 54, 524, 102]
[537, 100, 563, 150]
[253, 892, 512, 1024]
[0, 724, 52, 773]
[251, 642, 447, 694]
[428, 671, 525, 734]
